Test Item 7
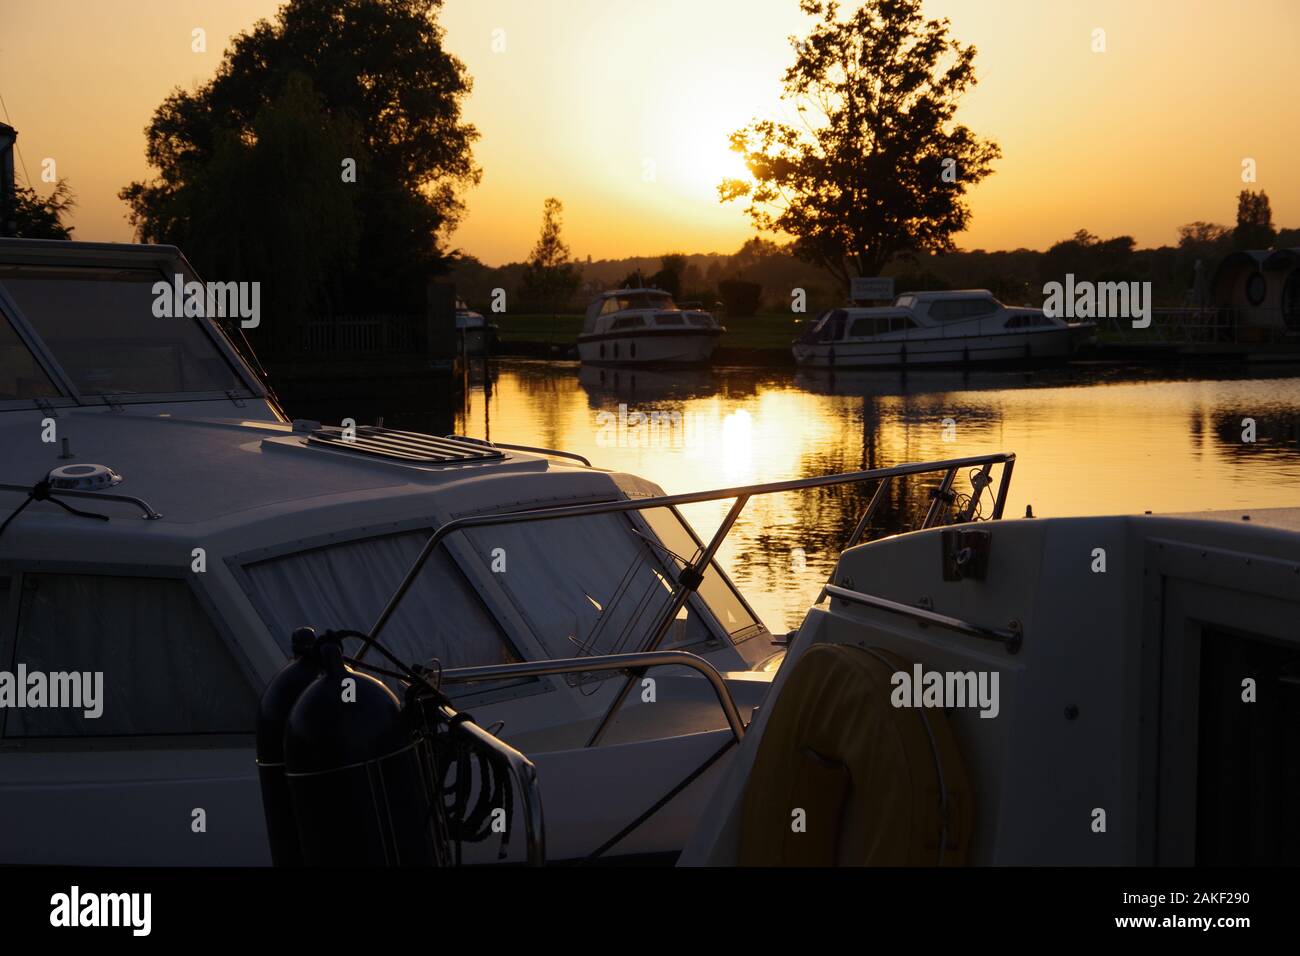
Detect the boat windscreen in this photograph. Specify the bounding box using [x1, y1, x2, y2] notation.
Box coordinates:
[0, 268, 243, 397]
[464, 512, 718, 660]
[618, 292, 676, 311]
[0, 312, 59, 400]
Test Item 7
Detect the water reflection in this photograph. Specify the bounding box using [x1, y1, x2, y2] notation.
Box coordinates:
[455, 359, 1300, 631]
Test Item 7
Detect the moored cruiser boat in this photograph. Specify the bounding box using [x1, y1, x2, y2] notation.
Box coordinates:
[578, 288, 724, 365]
[793, 289, 1095, 368]
[455, 299, 495, 354]
[681, 502, 1300, 865]
[0, 237, 985, 866]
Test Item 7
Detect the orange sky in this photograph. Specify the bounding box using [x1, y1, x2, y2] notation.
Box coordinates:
[1, 0, 1296, 265]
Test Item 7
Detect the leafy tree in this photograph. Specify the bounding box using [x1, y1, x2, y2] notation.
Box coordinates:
[9, 181, 76, 239]
[718, 278, 763, 317]
[1233, 189, 1275, 250]
[120, 0, 478, 313]
[720, 0, 999, 292]
[519, 198, 580, 314]
[650, 253, 687, 297]
[1177, 221, 1230, 250]
[1038, 229, 1136, 283]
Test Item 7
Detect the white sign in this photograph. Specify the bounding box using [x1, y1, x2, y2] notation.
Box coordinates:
[850, 276, 894, 301]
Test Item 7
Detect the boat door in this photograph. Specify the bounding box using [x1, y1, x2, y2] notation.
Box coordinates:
[1144, 538, 1300, 865]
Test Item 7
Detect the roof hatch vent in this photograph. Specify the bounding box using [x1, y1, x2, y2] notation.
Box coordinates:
[305, 426, 506, 465]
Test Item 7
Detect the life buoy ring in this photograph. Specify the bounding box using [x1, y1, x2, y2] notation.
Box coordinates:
[737, 643, 974, 866]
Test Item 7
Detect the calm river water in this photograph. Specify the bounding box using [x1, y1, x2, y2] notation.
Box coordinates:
[444, 359, 1300, 632]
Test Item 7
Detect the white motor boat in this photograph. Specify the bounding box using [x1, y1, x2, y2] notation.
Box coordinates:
[455, 300, 495, 354]
[682, 501, 1300, 865]
[578, 289, 724, 365]
[0, 236, 951, 867]
[793, 289, 1096, 368]
[3, 239, 1293, 869]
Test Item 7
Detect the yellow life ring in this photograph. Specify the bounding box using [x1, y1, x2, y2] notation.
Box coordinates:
[737, 643, 974, 866]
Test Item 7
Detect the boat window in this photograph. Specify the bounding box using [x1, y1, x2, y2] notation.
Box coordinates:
[687, 315, 714, 328]
[5, 573, 255, 737]
[0, 266, 243, 398]
[611, 315, 646, 330]
[847, 314, 909, 337]
[895, 294, 915, 309]
[617, 293, 677, 312]
[1004, 313, 1052, 329]
[600, 297, 623, 316]
[638, 507, 763, 638]
[654, 313, 686, 326]
[817, 310, 848, 342]
[463, 513, 719, 660]
[241, 530, 520, 673]
[930, 297, 999, 321]
[0, 312, 60, 400]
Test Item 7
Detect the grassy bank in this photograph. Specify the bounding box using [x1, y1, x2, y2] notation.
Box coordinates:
[495, 312, 806, 351]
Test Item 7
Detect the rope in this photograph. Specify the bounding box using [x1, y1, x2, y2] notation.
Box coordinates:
[328, 628, 515, 862]
[582, 733, 738, 863]
[0, 479, 110, 544]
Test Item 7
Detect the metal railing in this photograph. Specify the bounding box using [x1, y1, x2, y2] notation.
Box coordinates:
[0, 482, 163, 520]
[299, 314, 425, 356]
[440, 650, 747, 744]
[363, 451, 1015, 746]
[823, 583, 1023, 654]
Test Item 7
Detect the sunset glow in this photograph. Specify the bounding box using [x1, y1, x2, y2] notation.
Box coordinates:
[2, 0, 1297, 264]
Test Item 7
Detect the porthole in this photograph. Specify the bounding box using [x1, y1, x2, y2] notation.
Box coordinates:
[1246, 272, 1267, 306]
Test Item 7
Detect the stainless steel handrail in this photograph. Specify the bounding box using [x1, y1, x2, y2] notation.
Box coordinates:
[437, 705, 546, 865]
[445, 436, 593, 468]
[822, 583, 1023, 653]
[365, 452, 1016, 648]
[439, 650, 747, 743]
[364, 452, 1016, 743]
[0, 482, 163, 520]
[489, 441, 592, 467]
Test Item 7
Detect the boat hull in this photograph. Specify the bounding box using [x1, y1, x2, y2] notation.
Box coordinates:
[578, 328, 722, 365]
[793, 324, 1093, 368]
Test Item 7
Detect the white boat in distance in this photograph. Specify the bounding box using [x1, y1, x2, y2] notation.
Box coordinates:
[578, 288, 724, 365]
[455, 299, 495, 354]
[793, 289, 1096, 368]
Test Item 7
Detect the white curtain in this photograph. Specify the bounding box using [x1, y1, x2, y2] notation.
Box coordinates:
[9, 573, 255, 737]
[243, 531, 518, 671]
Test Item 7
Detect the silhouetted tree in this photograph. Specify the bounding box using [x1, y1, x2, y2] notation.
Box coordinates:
[718, 278, 763, 316]
[10, 181, 75, 239]
[1038, 230, 1136, 282]
[720, 0, 999, 292]
[519, 198, 580, 314]
[650, 253, 687, 297]
[120, 0, 478, 313]
[1177, 221, 1230, 251]
[1233, 189, 1276, 250]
